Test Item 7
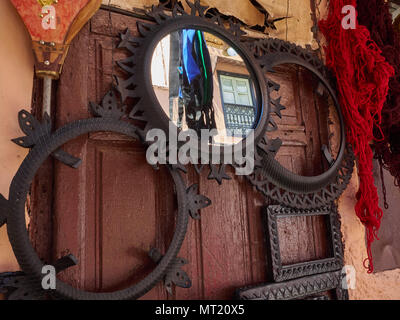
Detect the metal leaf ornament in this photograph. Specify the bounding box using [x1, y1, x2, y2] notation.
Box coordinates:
[164, 257, 192, 294]
[113, 0, 266, 185]
[0, 272, 46, 300]
[149, 248, 192, 294]
[186, 184, 212, 220]
[90, 89, 127, 120]
[12, 110, 51, 148]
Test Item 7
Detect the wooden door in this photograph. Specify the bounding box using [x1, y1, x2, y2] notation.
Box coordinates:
[29, 8, 333, 300]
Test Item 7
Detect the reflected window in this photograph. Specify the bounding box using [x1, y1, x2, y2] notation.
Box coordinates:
[218, 73, 256, 136]
[151, 30, 260, 145]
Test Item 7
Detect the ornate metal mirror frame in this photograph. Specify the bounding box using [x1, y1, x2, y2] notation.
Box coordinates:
[117, 1, 354, 206]
[116, 0, 270, 165]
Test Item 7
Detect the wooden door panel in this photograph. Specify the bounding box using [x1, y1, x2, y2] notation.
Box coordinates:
[53, 135, 88, 290]
[265, 65, 332, 263]
[242, 183, 268, 285]
[86, 143, 158, 292]
[198, 169, 252, 299]
[268, 66, 303, 126]
[268, 65, 331, 177]
[54, 136, 175, 298]
[174, 168, 268, 300]
[274, 146, 307, 175]
[277, 215, 330, 265]
[54, 11, 174, 299]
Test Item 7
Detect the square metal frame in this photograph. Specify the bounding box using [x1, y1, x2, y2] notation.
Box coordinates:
[264, 204, 344, 282]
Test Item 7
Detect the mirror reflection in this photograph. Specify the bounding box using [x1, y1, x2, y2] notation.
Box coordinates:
[151, 30, 258, 144]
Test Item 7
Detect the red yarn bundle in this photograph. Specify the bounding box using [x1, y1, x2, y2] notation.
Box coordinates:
[319, 0, 394, 273]
[357, 0, 400, 194]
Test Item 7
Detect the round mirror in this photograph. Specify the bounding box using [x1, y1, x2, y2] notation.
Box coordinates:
[151, 29, 261, 145]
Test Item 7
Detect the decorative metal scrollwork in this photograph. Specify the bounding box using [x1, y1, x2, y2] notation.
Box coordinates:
[0, 87, 211, 300]
[0, 254, 78, 300]
[115, 0, 354, 208]
[149, 248, 192, 294]
[0, 272, 46, 300]
[114, 0, 272, 184]
[236, 270, 348, 300]
[248, 144, 354, 209]
[245, 38, 355, 208]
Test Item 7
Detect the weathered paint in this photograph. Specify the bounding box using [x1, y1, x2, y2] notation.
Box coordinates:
[11, 0, 89, 43]
[103, 0, 265, 26]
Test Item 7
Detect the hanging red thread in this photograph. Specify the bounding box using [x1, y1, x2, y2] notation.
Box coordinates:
[357, 0, 400, 193]
[319, 0, 394, 273]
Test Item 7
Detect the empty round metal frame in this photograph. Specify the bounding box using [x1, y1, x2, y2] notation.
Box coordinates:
[247, 38, 355, 208]
[115, 0, 270, 167]
[2, 95, 211, 300]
